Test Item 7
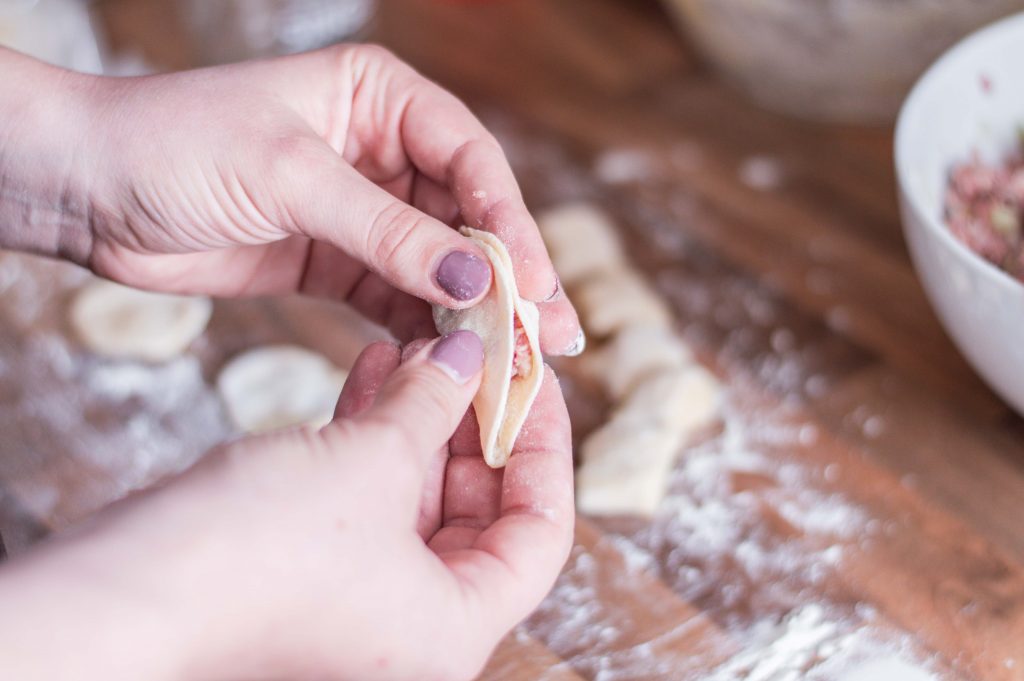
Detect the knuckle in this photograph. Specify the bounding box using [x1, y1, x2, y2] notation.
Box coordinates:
[367, 203, 432, 271]
[349, 42, 399, 67]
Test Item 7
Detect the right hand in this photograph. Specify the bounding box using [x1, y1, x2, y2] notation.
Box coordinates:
[0, 334, 575, 681]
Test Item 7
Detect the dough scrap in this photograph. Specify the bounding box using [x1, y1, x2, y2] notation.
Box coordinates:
[572, 268, 672, 338]
[579, 325, 692, 400]
[217, 345, 348, 433]
[537, 202, 626, 285]
[71, 279, 212, 362]
[433, 227, 543, 468]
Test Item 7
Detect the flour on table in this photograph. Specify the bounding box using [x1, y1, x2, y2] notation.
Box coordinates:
[216, 345, 348, 433]
[70, 279, 212, 362]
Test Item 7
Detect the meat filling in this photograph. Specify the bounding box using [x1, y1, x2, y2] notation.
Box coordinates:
[511, 313, 532, 380]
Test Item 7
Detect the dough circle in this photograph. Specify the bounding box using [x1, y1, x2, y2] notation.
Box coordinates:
[71, 280, 213, 362]
[217, 345, 348, 434]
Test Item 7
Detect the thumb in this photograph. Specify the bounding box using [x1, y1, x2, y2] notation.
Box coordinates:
[337, 330, 484, 475]
[273, 139, 492, 308]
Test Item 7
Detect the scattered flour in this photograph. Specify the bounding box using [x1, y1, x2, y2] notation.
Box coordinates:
[739, 155, 786, 191]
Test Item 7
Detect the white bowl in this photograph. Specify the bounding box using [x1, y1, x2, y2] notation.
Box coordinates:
[896, 11, 1024, 413]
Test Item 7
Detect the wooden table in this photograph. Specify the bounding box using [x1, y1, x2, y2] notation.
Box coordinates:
[3, 1, 1024, 678]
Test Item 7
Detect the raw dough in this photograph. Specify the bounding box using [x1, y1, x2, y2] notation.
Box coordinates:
[71, 279, 212, 362]
[579, 325, 692, 400]
[537, 202, 626, 285]
[576, 418, 685, 517]
[576, 367, 722, 517]
[433, 227, 543, 468]
[572, 268, 672, 338]
[615, 366, 722, 434]
[217, 345, 348, 433]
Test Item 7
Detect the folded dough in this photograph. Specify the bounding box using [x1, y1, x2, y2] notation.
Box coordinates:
[537, 202, 626, 285]
[572, 268, 672, 338]
[433, 227, 543, 468]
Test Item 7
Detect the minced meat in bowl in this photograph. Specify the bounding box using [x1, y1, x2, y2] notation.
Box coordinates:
[945, 133, 1024, 281]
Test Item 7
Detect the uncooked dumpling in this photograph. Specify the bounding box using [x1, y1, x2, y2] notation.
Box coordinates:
[576, 419, 684, 517]
[573, 268, 672, 338]
[433, 227, 543, 468]
[217, 345, 348, 433]
[71, 279, 212, 362]
[575, 367, 723, 517]
[615, 366, 722, 433]
[537, 202, 626, 285]
[579, 325, 692, 400]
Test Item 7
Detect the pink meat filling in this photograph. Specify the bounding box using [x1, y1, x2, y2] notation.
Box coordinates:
[512, 315, 532, 379]
[945, 137, 1024, 280]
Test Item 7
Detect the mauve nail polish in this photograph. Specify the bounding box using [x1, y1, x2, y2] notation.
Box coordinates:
[429, 330, 484, 384]
[435, 250, 491, 301]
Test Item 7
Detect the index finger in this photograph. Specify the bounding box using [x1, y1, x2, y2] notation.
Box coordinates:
[446, 367, 575, 629]
[398, 77, 557, 303]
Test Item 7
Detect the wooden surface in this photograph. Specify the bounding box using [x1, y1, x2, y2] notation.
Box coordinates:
[2, 0, 1023, 678]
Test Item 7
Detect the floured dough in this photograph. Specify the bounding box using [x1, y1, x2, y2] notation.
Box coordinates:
[579, 325, 692, 399]
[572, 268, 672, 337]
[71, 279, 212, 362]
[537, 202, 626, 285]
[434, 227, 543, 468]
[217, 345, 348, 433]
[615, 366, 722, 434]
[576, 419, 685, 517]
[576, 367, 722, 517]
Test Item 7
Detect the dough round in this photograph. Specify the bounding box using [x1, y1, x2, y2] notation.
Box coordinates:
[217, 345, 348, 433]
[71, 280, 213, 362]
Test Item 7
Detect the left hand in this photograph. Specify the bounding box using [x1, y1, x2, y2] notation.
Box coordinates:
[0, 45, 581, 352]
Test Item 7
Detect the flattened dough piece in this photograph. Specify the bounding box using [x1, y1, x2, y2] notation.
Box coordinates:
[537, 202, 626, 285]
[572, 268, 672, 338]
[71, 279, 212, 362]
[579, 325, 692, 400]
[217, 345, 348, 433]
[433, 227, 543, 468]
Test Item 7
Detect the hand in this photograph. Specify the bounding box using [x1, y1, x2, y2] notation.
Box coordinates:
[0, 46, 581, 353]
[0, 333, 575, 680]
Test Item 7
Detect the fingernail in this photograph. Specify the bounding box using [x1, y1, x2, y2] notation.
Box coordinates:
[435, 250, 491, 302]
[544, 276, 562, 302]
[429, 330, 484, 384]
[562, 327, 587, 357]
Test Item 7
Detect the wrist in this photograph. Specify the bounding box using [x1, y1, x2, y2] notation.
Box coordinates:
[0, 47, 100, 264]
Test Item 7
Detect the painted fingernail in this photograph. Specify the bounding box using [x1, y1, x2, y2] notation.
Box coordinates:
[544, 276, 563, 302]
[429, 330, 484, 384]
[562, 327, 587, 357]
[435, 250, 491, 302]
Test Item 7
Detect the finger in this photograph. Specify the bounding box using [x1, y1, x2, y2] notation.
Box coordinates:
[345, 270, 436, 342]
[398, 337, 446, 539]
[394, 81, 558, 304]
[268, 139, 493, 309]
[347, 330, 484, 482]
[441, 367, 575, 629]
[332, 341, 401, 420]
[429, 408, 500, 553]
[411, 172, 460, 227]
[537, 296, 584, 357]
